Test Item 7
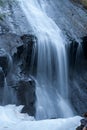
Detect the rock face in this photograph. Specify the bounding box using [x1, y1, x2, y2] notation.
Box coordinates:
[82, 36, 87, 59]
[68, 39, 79, 72]
[0, 0, 32, 34]
[20, 34, 37, 74]
[0, 67, 5, 88]
[69, 36, 87, 115]
[0, 33, 23, 55]
[0, 67, 5, 104]
[0, 33, 36, 117]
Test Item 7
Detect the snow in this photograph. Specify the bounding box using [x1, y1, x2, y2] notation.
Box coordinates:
[0, 105, 81, 130]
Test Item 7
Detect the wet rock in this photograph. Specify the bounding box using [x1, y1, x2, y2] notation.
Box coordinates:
[68, 36, 87, 115]
[21, 105, 35, 117]
[15, 77, 36, 116]
[0, 48, 12, 76]
[0, 67, 5, 104]
[82, 36, 87, 59]
[68, 39, 79, 75]
[69, 74, 87, 115]
[20, 34, 37, 74]
[0, 67, 5, 88]
[0, 33, 23, 56]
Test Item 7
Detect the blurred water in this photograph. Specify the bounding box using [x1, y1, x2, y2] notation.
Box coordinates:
[18, 0, 73, 119]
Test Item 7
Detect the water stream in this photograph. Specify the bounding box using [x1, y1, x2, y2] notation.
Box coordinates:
[18, 0, 73, 119]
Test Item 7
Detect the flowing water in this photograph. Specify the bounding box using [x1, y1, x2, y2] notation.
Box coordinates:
[18, 0, 73, 119]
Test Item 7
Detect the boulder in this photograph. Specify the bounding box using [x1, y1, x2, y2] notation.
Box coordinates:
[14, 77, 36, 116]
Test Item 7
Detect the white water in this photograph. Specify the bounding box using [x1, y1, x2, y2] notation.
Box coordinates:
[0, 105, 81, 130]
[18, 0, 73, 119]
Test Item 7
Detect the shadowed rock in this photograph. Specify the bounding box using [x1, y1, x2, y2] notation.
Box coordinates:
[14, 77, 36, 116]
[20, 34, 37, 74]
[82, 36, 87, 59]
[0, 48, 12, 76]
[0, 67, 5, 88]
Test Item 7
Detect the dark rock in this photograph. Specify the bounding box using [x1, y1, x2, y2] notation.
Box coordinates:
[21, 105, 35, 116]
[0, 67, 5, 104]
[0, 67, 5, 88]
[21, 34, 37, 44]
[68, 39, 79, 80]
[69, 66, 87, 115]
[68, 37, 87, 115]
[69, 40, 79, 70]
[82, 36, 87, 59]
[16, 45, 24, 60]
[20, 34, 37, 74]
[15, 77, 36, 116]
[76, 125, 84, 130]
[0, 48, 12, 76]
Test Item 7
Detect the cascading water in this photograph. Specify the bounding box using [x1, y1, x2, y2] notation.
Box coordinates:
[18, 0, 73, 119]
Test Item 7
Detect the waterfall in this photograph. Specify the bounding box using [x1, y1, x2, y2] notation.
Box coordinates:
[18, 0, 73, 119]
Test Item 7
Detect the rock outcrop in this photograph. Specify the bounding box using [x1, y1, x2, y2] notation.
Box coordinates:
[0, 33, 37, 117]
[14, 78, 36, 116]
[69, 36, 87, 115]
[82, 36, 87, 59]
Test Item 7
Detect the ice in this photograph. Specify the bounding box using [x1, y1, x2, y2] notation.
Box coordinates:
[0, 105, 81, 130]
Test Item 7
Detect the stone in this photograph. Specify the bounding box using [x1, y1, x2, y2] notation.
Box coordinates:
[68, 39, 79, 73]
[21, 105, 35, 116]
[82, 36, 87, 59]
[0, 67, 5, 88]
[0, 48, 12, 76]
[0, 67, 5, 104]
[20, 34, 37, 74]
[15, 77, 36, 116]
[0, 33, 23, 56]
[76, 125, 84, 130]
